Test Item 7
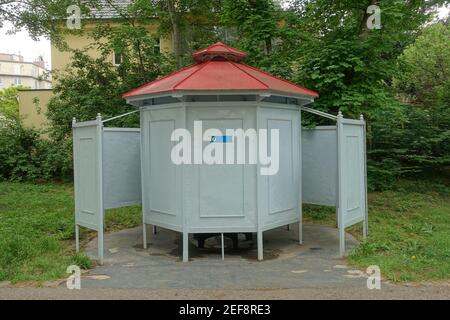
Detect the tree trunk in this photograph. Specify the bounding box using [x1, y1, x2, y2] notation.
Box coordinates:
[359, 0, 378, 38]
[265, 39, 272, 55]
[167, 0, 182, 68]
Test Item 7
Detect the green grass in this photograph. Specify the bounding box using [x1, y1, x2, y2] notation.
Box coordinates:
[304, 179, 450, 282]
[0, 179, 449, 283]
[0, 182, 141, 283]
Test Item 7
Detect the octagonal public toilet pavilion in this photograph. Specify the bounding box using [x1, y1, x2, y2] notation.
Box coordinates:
[122, 42, 318, 262]
[73, 42, 368, 265]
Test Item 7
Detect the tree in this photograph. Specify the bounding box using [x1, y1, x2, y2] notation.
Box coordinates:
[221, 0, 307, 85]
[0, 0, 97, 39]
[0, 86, 25, 120]
[391, 23, 450, 172]
[47, 36, 174, 141]
[0, 86, 71, 181]
[155, 0, 225, 68]
[287, 0, 447, 118]
[222, 0, 279, 56]
[360, 22, 450, 188]
[4, 0, 449, 185]
[394, 23, 450, 107]
[0, 0, 224, 67]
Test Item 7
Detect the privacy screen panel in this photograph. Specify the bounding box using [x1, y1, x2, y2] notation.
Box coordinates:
[102, 128, 142, 210]
[339, 121, 366, 228]
[302, 127, 338, 207]
[73, 123, 103, 231]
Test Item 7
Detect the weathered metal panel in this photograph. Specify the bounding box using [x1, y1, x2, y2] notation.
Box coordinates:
[258, 107, 300, 229]
[339, 120, 366, 228]
[102, 128, 142, 210]
[199, 118, 245, 218]
[141, 107, 184, 229]
[73, 123, 103, 231]
[184, 106, 257, 232]
[302, 126, 338, 206]
[268, 119, 295, 213]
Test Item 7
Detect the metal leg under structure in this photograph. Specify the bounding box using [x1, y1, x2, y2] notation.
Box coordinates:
[286, 224, 290, 231]
[98, 229, 104, 265]
[143, 223, 148, 249]
[363, 220, 368, 239]
[221, 233, 225, 261]
[182, 232, 189, 262]
[298, 222, 303, 245]
[75, 224, 80, 253]
[299, 208, 303, 245]
[153, 225, 158, 234]
[257, 231, 263, 261]
[339, 226, 345, 258]
[336, 207, 339, 228]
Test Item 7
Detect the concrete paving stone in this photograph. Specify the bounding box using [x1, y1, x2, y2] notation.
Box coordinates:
[78, 224, 370, 290]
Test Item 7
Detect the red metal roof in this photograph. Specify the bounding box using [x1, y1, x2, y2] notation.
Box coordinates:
[123, 42, 319, 99]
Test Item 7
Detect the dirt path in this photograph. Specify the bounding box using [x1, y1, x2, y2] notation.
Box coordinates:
[1, 283, 449, 300]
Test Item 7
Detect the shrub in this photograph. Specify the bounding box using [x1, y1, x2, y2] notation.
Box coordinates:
[0, 120, 42, 181]
[0, 120, 72, 182]
[367, 159, 402, 191]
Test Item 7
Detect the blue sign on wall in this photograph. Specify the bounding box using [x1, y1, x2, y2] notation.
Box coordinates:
[211, 136, 232, 143]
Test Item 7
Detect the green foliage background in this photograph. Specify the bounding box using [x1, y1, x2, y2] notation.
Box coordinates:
[0, 0, 449, 189]
[0, 0, 449, 284]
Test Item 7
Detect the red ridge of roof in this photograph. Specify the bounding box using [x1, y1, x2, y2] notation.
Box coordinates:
[174, 60, 269, 91]
[122, 43, 319, 99]
[192, 42, 247, 62]
[239, 63, 319, 98]
[228, 61, 270, 90]
[173, 61, 211, 90]
[122, 63, 202, 98]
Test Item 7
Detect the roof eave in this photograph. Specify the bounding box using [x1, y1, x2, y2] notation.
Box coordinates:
[124, 90, 317, 107]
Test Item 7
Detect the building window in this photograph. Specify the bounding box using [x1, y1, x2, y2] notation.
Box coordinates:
[154, 38, 161, 54]
[0, 77, 3, 88]
[14, 77, 22, 85]
[113, 51, 123, 66]
[14, 65, 21, 75]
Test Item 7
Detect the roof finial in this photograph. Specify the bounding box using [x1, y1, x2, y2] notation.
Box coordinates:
[192, 42, 247, 63]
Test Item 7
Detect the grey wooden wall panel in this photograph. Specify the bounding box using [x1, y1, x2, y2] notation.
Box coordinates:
[185, 106, 257, 231]
[258, 107, 300, 229]
[149, 120, 176, 214]
[302, 127, 338, 206]
[102, 129, 142, 210]
[73, 124, 102, 231]
[142, 108, 184, 229]
[268, 119, 295, 215]
[339, 121, 366, 227]
[199, 118, 245, 218]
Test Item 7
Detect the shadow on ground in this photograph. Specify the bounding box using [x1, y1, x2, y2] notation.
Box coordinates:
[79, 224, 373, 290]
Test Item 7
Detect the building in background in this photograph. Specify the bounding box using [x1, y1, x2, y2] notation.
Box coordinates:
[17, 89, 53, 134]
[0, 53, 51, 90]
[51, 24, 171, 73]
[19, 1, 172, 131]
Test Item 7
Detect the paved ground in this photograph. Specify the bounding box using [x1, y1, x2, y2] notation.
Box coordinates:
[0, 224, 449, 299]
[1, 285, 449, 300]
[81, 224, 365, 289]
